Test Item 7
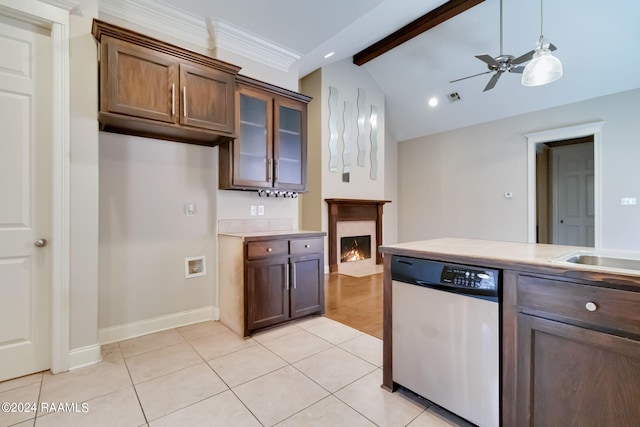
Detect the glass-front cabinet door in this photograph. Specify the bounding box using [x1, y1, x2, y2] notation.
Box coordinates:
[274, 97, 306, 192]
[233, 87, 273, 188]
[220, 76, 309, 192]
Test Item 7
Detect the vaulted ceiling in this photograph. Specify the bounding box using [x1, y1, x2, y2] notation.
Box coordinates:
[140, 0, 640, 141]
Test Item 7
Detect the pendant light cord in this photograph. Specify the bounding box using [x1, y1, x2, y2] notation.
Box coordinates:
[539, 0, 544, 42]
[499, 0, 503, 55]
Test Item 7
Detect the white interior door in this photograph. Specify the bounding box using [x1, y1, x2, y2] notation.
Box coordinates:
[551, 142, 595, 247]
[0, 14, 52, 382]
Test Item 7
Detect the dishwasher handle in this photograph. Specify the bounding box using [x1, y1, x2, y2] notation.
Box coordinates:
[415, 280, 498, 300]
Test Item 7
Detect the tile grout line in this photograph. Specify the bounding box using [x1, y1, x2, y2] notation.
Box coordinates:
[119, 341, 150, 426]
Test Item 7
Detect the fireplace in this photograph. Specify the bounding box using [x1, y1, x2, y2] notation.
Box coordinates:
[340, 235, 372, 263]
[325, 199, 390, 273]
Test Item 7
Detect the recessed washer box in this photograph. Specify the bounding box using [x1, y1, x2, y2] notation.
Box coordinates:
[185, 256, 206, 278]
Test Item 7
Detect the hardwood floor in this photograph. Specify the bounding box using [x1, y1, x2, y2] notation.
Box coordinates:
[323, 272, 383, 339]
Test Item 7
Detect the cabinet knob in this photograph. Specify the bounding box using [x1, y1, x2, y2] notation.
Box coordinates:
[305, 244, 310, 248]
[585, 302, 598, 312]
[267, 248, 272, 252]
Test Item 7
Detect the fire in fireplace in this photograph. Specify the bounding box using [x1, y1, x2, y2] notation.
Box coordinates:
[340, 235, 372, 263]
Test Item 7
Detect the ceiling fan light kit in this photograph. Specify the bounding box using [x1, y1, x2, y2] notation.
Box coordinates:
[522, 0, 562, 87]
[521, 37, 563, 86]
[449, 0, 561, 91]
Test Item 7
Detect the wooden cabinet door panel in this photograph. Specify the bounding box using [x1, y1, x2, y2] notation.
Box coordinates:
[517, 314, 640, 427]
[233, 87, 273, 188]
[290, 254, 323, 319]
[179, 64, 235, 133]
[274, 96, 306, 191]
[246, 257, 289, 332]
[103, 36, 177, 123]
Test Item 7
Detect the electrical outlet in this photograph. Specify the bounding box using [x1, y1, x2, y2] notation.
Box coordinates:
[258, 205, 265, 216]
[621, 197, 637, 206]
[504, 192, 513, 199]
[250, 205, 257, 216]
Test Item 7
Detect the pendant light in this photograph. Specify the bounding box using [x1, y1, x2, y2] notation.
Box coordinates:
[521, 0, 562, 86]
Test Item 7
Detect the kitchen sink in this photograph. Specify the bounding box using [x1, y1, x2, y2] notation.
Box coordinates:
[564, 254, 640, 271]
[550, 249, 640, 273]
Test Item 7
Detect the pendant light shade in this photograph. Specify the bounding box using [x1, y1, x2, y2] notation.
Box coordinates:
[521, 38, 563, 86]
[521, 0, 562, 87]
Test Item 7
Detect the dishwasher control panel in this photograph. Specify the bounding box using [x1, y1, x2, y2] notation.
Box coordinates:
[391, 256, 500, 300]
[440, 266, 497, 290]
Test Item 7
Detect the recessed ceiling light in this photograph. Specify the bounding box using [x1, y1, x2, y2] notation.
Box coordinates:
[428, 97, 438, 107]
[324, 52, 335, 59]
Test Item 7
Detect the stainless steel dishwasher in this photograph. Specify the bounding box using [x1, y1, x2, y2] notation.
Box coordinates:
[391, 255, 500, 427]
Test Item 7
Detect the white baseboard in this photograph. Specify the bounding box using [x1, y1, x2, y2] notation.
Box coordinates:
[98, 306, 217, 345]
[69, 344, 102, 371]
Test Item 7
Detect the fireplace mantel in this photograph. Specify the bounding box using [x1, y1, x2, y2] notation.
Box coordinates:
[325, 199, 391, 273]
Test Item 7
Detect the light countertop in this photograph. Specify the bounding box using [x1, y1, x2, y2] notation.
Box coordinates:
[218, 230, 325, 239]
[379, 238, 640, 280]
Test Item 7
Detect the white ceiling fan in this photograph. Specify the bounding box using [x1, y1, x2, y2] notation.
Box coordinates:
[450, 0, 557, 91]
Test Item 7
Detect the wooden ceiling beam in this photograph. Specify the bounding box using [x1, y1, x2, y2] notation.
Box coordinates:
[353, 0, 486, 66]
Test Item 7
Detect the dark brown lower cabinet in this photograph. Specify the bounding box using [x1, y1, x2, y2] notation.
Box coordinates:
[218, 232, 325, 337]
[504, 272, 640, 427]
[290, 253, 324, 319]
[517, 313, 640, 426]
[246, 256, 290, 332]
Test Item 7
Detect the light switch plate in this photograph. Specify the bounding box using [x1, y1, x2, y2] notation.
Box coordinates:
[258, 205, 265, 215]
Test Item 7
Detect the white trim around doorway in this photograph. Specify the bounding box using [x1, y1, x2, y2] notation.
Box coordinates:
[525, 121, 605, 247]
[0, 0, 74, 374]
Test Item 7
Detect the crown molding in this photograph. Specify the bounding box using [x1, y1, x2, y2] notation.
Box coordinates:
[208, 18, 301, 72]
[97, 0, 302, 72]
[40, 0, 81, 11]
[98, 0, 211, 51]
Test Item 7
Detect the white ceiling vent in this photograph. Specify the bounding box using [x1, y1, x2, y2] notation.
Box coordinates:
[448, 92, 461, 103]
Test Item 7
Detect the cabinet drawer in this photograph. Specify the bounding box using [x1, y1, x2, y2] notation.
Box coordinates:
[290, 237, 323, 255]
[247, 240, 288, 259]
[518, 275, 640, 336]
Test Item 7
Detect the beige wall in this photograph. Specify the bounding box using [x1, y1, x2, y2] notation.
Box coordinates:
[398, 88, 640, 251]
[98, 135, 217, 328]
[69, 0, 99, 352]
[301, 59, 395, 269]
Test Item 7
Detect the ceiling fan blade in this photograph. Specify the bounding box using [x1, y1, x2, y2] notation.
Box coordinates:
[509, 65, 524, 74]
[512, 49, 534, 65]
[549, 43, 557, 51]
[449, 70, 493, 83]
[483, 71, 503, 92]
[475, 54, 500, 67]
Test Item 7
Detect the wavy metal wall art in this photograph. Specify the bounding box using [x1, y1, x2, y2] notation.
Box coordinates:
[369, 105, 378, 180]
[328, 86, 339, 172]
[356, 88, 366, 167]
[342, 101, 353, 182]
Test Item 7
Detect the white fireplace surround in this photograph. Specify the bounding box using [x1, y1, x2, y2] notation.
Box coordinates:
[336, 220, 376, 275]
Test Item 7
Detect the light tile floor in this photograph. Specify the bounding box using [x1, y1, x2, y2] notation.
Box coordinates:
[0, 316, 470, 427]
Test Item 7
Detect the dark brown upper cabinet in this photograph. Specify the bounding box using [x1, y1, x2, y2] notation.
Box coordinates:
[219, 75, 311, 192]
[92, 19, 240, 146]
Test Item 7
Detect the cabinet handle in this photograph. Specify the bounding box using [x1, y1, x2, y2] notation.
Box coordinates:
[267, 247, 272, 252]
[304, 244, 310, 248]
[292, 263, 296, 289]
[183, 86, 187, 117]
[171, 84, 175, 116]
[274, 159, 279, 182]
[285, 266, 289, 291]
[585, 302, 598, 312]
[268, 158, 273, 182]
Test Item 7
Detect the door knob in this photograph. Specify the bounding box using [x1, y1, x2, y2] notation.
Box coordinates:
[35, 238, 48, 248]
